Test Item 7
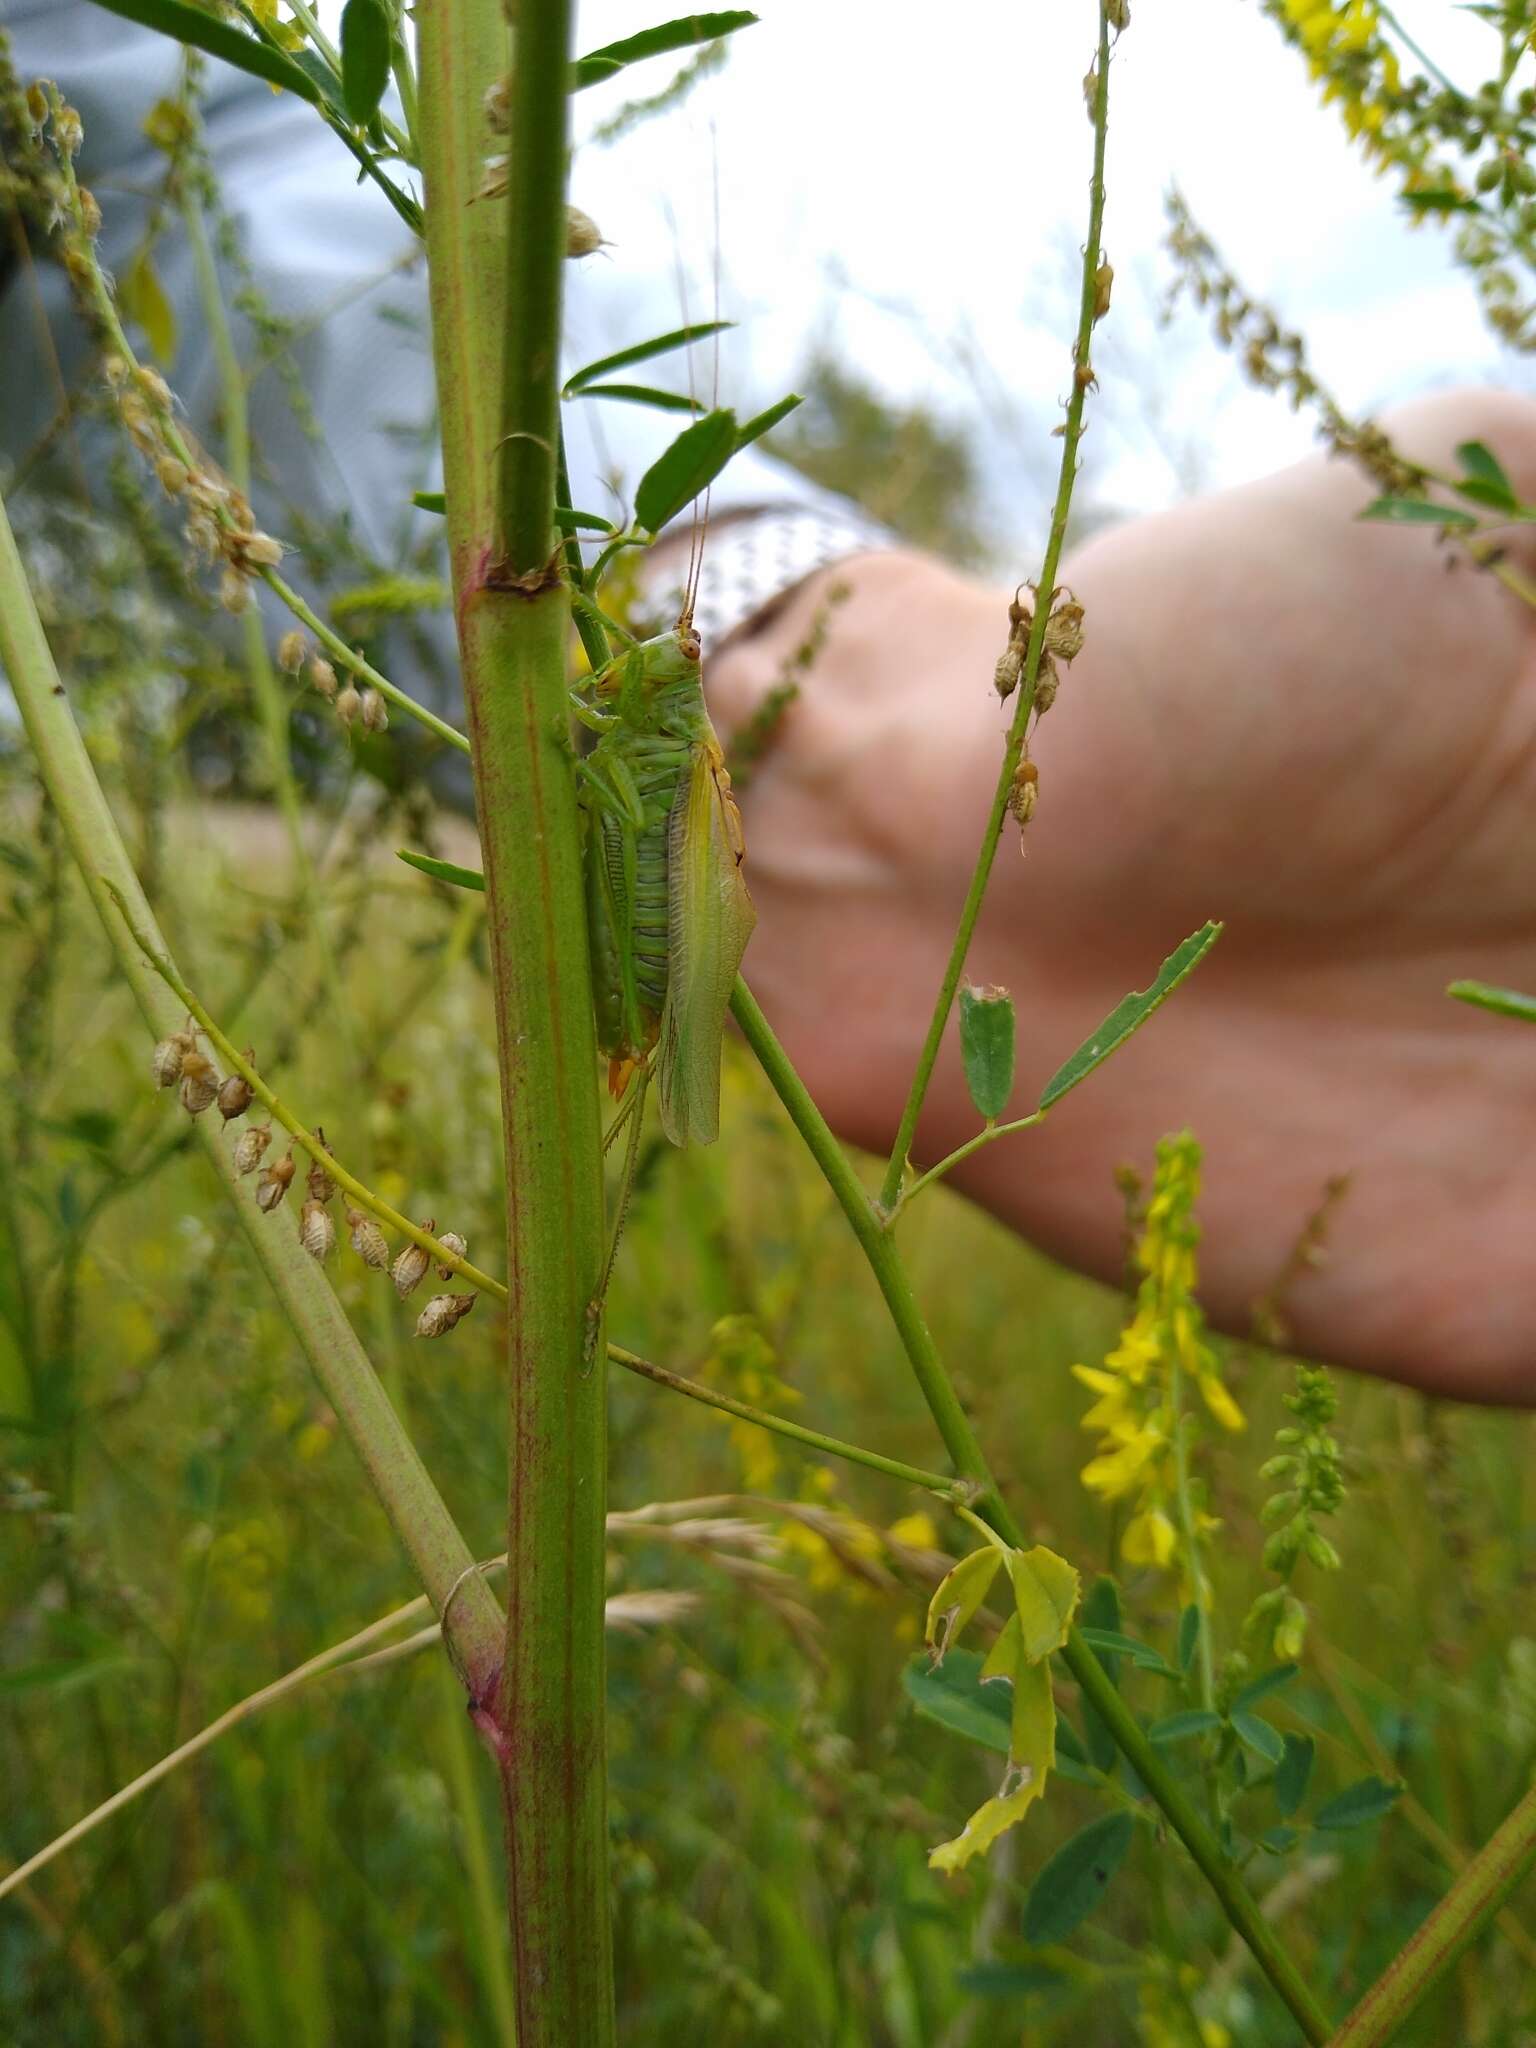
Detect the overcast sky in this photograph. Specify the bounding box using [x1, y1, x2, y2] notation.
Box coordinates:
[323, 2, 1529, 558]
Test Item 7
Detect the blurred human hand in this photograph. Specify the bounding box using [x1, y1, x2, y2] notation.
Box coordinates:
[707, 390, 1536, 1403]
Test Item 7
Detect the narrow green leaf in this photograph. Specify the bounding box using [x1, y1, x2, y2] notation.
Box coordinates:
[958, 984, 1016, 1121]
[411, 490, 446, 516]
[1448, 978, 1536, 1023]
[1022, 1812, 1135, 1947]
[288, 47, 348, 117]
[1453, 477, 1521, 512]
[1275, 1733, 1315, 1818]
[1399, 187, 1478, 215]
[1077, 1628, 1179, 1677]
[564, 321, 733, 393]
[954, 1960, 1066, 1997]
[634, 408, 738, 532]
[903, 1649, 1009, 1756]
[340, 0, 391, 126]
[1231, 1711, 1285, 1766]
[1358, 496, 1479, 529]
[1232, 1663, 1299, 1712]
[397, 850, 485, 892]
[568, 382, 704, 414]
[1455, 441, 1512, 496]
[1147, 1709, 1223, 1745]
[1313, 1775, 1403, 1831]
[1038, 922, 1221, 1112]
[554, 508, 618, 534]
[1176, 1604, 1201, 1674]
[82, 0, 321, 99]
[573, 12, 758, 90]
[735, 392, 804, 450]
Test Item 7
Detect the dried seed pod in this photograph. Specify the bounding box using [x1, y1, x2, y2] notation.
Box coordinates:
[277, 630, 306, 674]
[103, 353, 131, 388]
[25, 83, 48, 129]
[360, 689, 388, 734]
[390, 1229, 433, 1300]
[256, 1150, 297, 1211]
[242, 531, 283, 568]
[233, 1122, 272, 1176]
[435, 1230, 468, 1280]
[306, 1132, 336, 1206]
[179, 1052, 218, 1117]
[483, 76, 510, 130]
[150, 1028, 194, 1089]
[77, 187, 101, 238]
[1009, 758, 1039, 832]
[1093, 261, 1114, 323]
[134, 364, 172, 410]
[335, 684, 361, 727]
[993, 644, 1023, 701]
[217, 1061, 255, 1123]
[566, 205, 603, 258]
[1043, 599, 1085, 664]
[346, 1207, 390, 1270]
[1106, 0, 1129, 28]
[219, 567, 250, 615]
[1033, 657, 1060, 718]
[416, 1291, 477, 1338]
[55, 104, 83, 157]
[299, 1199, 336, 1262]
[155, 455, 189, 496]
[307, 655, 338, 699]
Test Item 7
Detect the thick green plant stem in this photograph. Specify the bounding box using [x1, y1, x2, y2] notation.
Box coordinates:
[417, 3, 613, 2042]
[0, 488, 505, 1696]
[731, 978, 1332, 2045]
[877, 4, 1114, 1213]
[1326, 1780, 1536, 2047]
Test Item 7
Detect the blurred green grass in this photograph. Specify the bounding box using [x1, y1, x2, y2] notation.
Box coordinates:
[2, 796, 1535, 2047]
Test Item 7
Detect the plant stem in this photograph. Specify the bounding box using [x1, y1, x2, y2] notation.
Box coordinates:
[0, 486, 505, 1696]
[417, 2, 613, 2040]
[1167, 1360, 1217, 1715]
[734, 970, 1332, 2045]
[1326, 1780, 1536, 2047]
[890, 1111, 1044, 1215]
[609, 1344, 967, 1499]
[877, 5, 1113, 1213]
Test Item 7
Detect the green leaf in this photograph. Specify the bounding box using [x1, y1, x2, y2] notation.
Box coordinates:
[82, 0, 321, 100]
[1448, 978, 1536, 1023]
[1038, 922, 1222, 1112]
[411, 490, 446, 516]
[120, 250, 178, 367]
[1231, 1711, 1285, 1766]
[735, 393, 804, 450]
[1275, 1733, 1315, 1818]
[1358, 496, 1479, 530]
[573, 12, 758, 90]
[634, 408, 738, 532]
[1176, 1604, 1201, 1674]
[340, 0, 391, 125]
[929, 1653, 1055, 1873]
[568, 382, 704, 414]
[1313, 1775, 1403, 1831]
[924, 1545, 1003, 1662]
[954, 1960, 1067, 1997]
[564, 321, 734, 393]
[1260, 1824, 1301, 1856]
[1022, 1812, 1135, 1947]
[1399, 186, 1478, 215]
[397, 849, 485, 892]
[1077, 1628, 1180, 1678]
[1007, 1546, 1080, 1663]
[1147, 1709, 1223, 1745]
[1453, 477, 1521, 512]
[903, 1649, 1009, 1756]
[1455, 441, 1512, 498]
[554, 508, 618, 534]
[958, 984, 1016, 1121]
[1232, 1663, 1299, 1711]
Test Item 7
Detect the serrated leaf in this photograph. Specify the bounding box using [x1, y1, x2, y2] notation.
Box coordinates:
[573, 12, 758, 90]
[1448, 978, 1536, 1023]
[340, 0, 391, 126]
[1232, 1663, 1299, 1711]
[1275, 1733, 1315, 1817]
[397, 850, 485, 892]
[924, 1545, 1003, 1663]
[569, 382, 704, 414]
[735, 392, 803, 450]
[929, 1655, 1055, 1873]
[1231, 1711, 1285, 1765]
[1147, 1709, 1223, 1745]
[1007, 1546, 1080, 1663]
[120, 250, 177, 367]
[1177, 1604, 1201, 1673]
[83, 0, 321, 100]
[958, 984, 1016, 1121]
[634, 408, 738, 533]
[1313, 1775, 1403, 1831]
[903, 1649, 1009, 1755]
[1358, 496, 1478, 529]
[1022, 1812, 1135, 1947]
[564, 321, 734, 394]
[1039, 922, 1221, 1112]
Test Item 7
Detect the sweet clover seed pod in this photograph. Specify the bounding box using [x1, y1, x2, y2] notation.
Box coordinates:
[391, 1232, 433, 1300]
[233, 1123, 272, 1176]
[179, 1053, 218, 1117]
[300, 1199, 336, 1262]
[217, 1069, 254, 1123]
[256, 1151, 296, 1212]
[416, 1292, 477, 1338]
[435, 1230, 468, 1280]
[277, 630, 306, 674]
[307, 656, 338, 699]
[151, 1029, 194, 1089]
[346, 1207, 390, 1269]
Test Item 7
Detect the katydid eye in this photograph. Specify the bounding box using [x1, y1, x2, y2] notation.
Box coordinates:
[679, 629, 701, 664]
